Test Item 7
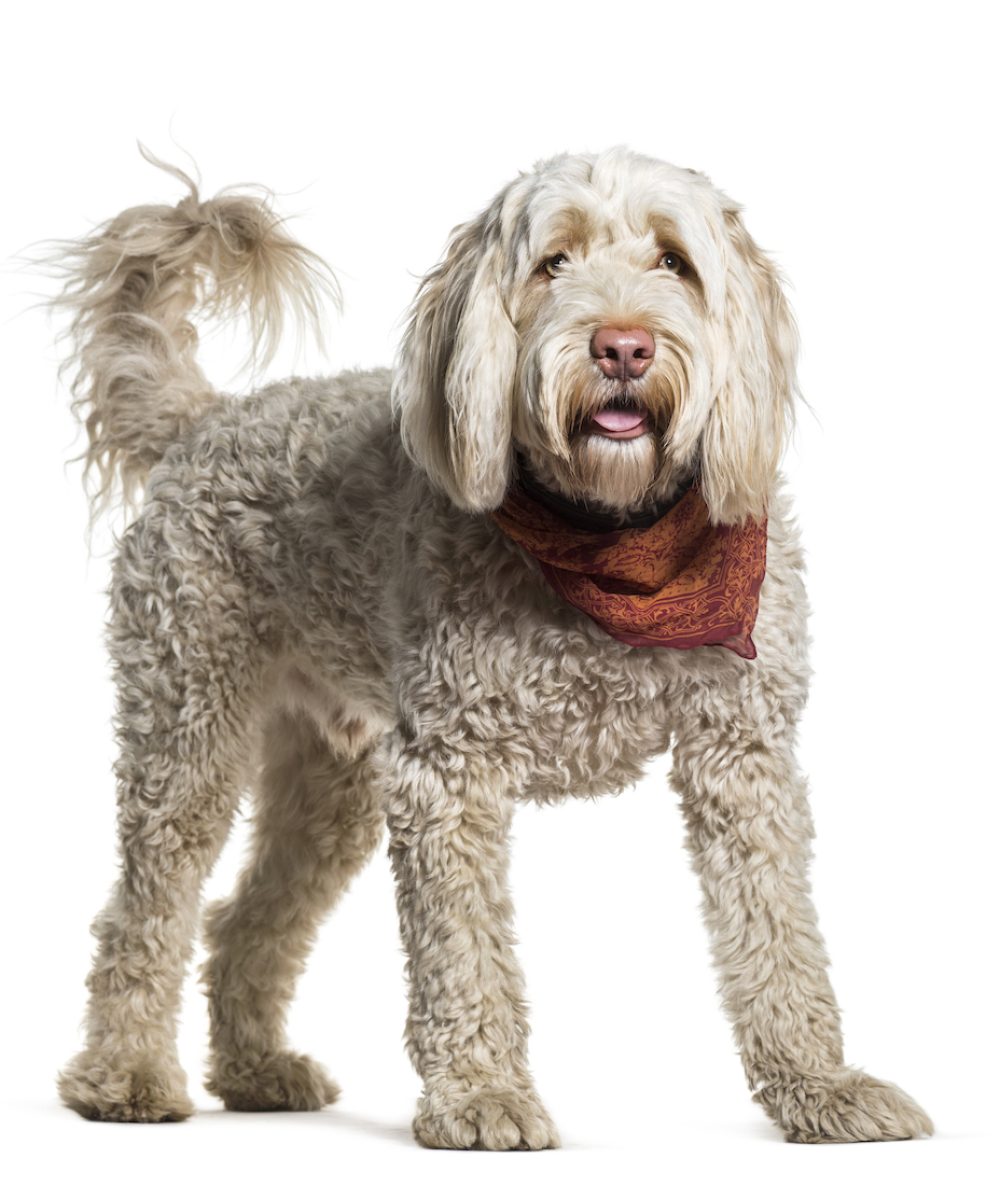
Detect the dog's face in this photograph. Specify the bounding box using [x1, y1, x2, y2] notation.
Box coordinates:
[394, 148, 798, 524]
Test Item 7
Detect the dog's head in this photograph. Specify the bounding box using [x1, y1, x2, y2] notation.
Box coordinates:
[393, 148, 797, 523]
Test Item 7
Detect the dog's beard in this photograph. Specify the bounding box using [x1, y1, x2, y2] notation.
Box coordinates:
[561, 430, 661, 510]
[515, 346, 688, 514]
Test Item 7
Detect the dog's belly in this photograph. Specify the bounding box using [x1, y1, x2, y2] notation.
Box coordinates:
[265, 654, 671, 804]
[264, 657, 394, 757]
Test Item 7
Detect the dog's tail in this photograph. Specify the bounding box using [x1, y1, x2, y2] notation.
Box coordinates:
[53, 147, 338, 513]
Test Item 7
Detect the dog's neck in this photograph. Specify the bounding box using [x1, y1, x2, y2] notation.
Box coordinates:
[512, 457, 692, 532]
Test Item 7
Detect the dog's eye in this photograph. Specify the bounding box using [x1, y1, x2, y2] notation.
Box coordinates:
[659, 250, 685, 274]
[541, 253, 568, 279]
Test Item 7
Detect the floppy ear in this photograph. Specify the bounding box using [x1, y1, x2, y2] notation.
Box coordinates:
[393, 211, 517, 512]
[699, 209, 799, 525]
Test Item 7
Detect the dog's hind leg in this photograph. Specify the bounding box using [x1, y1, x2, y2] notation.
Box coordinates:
[58, 523, 266, 1122]
[202, 711, 384, 1111]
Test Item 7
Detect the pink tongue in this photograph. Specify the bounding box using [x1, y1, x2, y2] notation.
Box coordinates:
[591, 406, 647, 432]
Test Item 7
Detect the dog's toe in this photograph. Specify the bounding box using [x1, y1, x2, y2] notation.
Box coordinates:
[758, 1069, 933, 1143]
[414, 1083, 559, 1150]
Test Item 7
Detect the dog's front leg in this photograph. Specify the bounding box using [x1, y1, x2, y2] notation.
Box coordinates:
[382, 732, 559, 1150]
[670, 669, 933, 1143]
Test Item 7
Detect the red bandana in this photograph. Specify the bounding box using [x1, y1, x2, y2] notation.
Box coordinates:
[491, 481, 767, 659]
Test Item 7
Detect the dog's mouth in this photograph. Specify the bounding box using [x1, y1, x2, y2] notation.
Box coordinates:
[584, 396, 651, 440]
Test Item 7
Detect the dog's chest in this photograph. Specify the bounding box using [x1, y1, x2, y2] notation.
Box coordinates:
[469, 629, 678, 802]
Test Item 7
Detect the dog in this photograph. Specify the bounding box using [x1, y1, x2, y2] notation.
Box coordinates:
[54, 147, 932, 1147]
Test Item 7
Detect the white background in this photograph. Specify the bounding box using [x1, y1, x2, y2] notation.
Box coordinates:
[1, 1, 997, 1196]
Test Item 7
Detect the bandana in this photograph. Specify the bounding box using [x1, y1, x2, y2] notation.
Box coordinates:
[491, 479, 767, 659]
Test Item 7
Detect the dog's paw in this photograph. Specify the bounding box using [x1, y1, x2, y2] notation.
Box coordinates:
[58, 1051, 194, 1122]
[758, 1069, 933, 1143]
[414, 1083, 560, 1150]
[207, 1051, 340, 1112]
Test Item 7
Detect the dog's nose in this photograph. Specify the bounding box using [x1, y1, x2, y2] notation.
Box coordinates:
[590, 326, 655, 380]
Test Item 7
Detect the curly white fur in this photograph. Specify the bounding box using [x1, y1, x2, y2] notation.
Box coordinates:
[53, 147, 931, 1148]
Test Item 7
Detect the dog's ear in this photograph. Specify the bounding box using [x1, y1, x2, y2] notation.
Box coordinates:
[393, 210, 517, 512]
[699, 209, 798, 525]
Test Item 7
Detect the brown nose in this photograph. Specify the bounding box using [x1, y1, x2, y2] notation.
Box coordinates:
[590, 326, 655, 380]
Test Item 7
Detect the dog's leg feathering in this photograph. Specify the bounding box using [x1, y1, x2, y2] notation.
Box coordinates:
[670, 661, 933, 1143]
[381, 733, 559, 1151]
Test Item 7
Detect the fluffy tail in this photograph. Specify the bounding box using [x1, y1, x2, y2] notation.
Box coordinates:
[53, 148, 339, 511]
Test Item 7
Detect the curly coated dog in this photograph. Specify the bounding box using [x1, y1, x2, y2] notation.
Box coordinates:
[54, 147, 932, 1147]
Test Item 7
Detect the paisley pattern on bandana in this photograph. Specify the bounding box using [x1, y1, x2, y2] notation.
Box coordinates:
[492, 482, 767, 659]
